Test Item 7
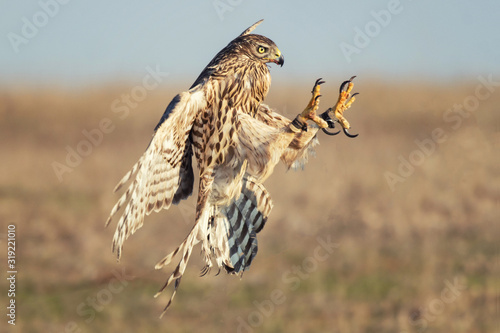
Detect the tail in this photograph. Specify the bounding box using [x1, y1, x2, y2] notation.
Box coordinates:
[221, 177, 273, 274]
[153, 176, 273, 316]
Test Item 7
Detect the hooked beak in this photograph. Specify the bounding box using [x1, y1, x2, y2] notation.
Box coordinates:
[270, 49, 284, 67]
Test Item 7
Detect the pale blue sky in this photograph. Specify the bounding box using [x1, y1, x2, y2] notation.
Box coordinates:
[1, 1, 499, 86]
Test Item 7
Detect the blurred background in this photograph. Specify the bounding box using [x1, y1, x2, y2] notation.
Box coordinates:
[0, 1, 498, 332]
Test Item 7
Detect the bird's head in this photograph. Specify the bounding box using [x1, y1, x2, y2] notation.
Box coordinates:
[230, 20, 284, 67]
[235, 34, 284, 67]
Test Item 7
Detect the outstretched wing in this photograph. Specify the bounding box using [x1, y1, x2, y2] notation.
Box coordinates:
[106, 87, 207, 258]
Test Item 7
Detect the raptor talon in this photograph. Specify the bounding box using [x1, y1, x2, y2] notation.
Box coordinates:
[311, 78, 324, 93]
[322, 128, 341, 136]
[339, 80, 350, 93]
[343, 127, 358, 138]
[319, 110, 341, 136]
[344, 94, 357, 109]
[339, 76, 356, 93]
[324, 76, 360, 138]
[345, 82, 354, 95]
[298, 79, 328, 128]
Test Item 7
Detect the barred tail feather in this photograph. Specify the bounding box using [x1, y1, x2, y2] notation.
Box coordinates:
[150, 177, 272, 316]
[221, 177, 273, 274]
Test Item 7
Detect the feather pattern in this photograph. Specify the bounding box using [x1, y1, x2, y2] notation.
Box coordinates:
[106, 89, 206, 258]
[106, 20, 321, 314]
[221, 176, 273, 273]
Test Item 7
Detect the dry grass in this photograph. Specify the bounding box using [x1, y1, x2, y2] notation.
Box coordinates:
[0, 78, 498, 333]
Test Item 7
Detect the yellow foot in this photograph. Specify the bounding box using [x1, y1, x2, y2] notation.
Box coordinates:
[319, 76, 360, 138]
[299, 78, 328, 128]
[333, 76, 358, 135]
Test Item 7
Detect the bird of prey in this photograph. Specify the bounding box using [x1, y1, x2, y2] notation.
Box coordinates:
[106, 19, 359, 315]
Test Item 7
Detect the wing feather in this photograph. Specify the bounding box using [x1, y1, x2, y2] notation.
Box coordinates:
[154, 169, 214, 316]
[172, 141, 194, 204]
[106, 88, 206, 258]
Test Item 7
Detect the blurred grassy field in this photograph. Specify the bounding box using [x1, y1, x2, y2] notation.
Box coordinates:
[0, 78, 498, 333]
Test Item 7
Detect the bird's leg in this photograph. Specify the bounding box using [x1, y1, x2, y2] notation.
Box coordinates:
[320, 76, 359, 138]
[291, 77, 360, 137]
[290, 78, 329, 132]
[299, 78, 329, 128]
[333, 76, 358, 130]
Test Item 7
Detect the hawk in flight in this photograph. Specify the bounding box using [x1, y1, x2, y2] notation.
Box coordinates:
[106, 19, 359, 315]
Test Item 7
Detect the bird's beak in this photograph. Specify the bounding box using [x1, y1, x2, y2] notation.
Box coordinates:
[271, 49, 284, 67]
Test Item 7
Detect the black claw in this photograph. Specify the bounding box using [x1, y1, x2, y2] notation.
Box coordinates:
[343, 127, 359, 138]
[314, 94, 322, 101]
[200, 265, 210, 277]
[351, 92, 359, 97]
[312, 78, 325, 93]
[322, 128, 341, 136]
[315, 78, 325, 85]
[339, 76, 357, 93]
[339, 80, 349, 93]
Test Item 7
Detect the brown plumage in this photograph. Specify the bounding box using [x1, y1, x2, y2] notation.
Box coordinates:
[105, 19, 341, 316]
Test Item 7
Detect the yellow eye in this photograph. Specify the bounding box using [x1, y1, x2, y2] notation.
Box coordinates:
[258, 46, 266, 54]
